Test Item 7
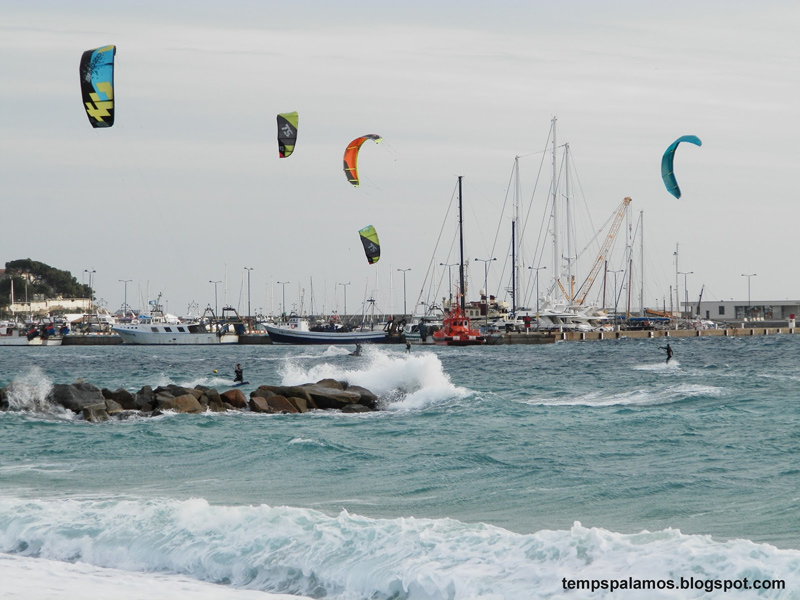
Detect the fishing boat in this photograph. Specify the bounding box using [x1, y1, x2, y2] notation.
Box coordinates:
[112, 296, 244, 345]
[264, 313, 402, 345]
[433, 176, 485, 346]
[0, 320, 66, 346]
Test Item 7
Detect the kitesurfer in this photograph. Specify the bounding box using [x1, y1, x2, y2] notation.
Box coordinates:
[659, 343, 674, 364]
[406, 341, 411, 353]
[350, 344, 362, 357]
[234, 363, 244, 383]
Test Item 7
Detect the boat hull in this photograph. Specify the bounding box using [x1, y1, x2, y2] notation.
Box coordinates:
[433, 335, 485, 346]
[264, 325, 399, 345]
[112, 327, 238, 345]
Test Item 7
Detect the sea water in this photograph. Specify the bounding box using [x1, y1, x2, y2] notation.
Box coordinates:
[1, 336, 799, 599]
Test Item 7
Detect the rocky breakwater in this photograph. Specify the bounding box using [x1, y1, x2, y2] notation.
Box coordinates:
[0, 378, 379, 422]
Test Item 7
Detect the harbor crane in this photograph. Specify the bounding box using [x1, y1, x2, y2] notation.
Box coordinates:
[573, 196, 632, 305]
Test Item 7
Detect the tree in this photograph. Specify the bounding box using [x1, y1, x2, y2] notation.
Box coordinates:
[0, 259, 91, 309]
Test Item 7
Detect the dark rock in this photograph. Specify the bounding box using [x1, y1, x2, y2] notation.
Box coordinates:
[301, 384, 362, 410]
[250, 387, 276, 400]
[104, 399, 124, 414]
[200, 388, 222, 407]
[220, 389, 247, 409]
[0, 386, 8, 410]
[83, 403, 110, 422]
[248, 397, 272, 413]
[315, 378, 344, 391]
[50, 382, 106, 413]
[257, 386, 312, 403]
[341, 403, 371, 413]
[157, 393, 204, 413]
[265, 395, 299, 414]
[102, 388, 137, 410]
[345, 385, 378, 410]
[135, 386, 155, 411]
[286, 396, 309, 413]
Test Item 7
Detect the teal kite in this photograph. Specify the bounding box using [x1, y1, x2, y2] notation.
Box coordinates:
[661, 135, 702, 199]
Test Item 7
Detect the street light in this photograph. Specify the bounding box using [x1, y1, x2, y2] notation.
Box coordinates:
[741, 273, 757, 319]
[475, 257, 496, 328]
[118, 279, 132, 316]
[528, 266, 547, 315]
[397, 268, 411, 317]
[209, 280, 221, 315]
[277, 281, 290, 319]
[439, 262, 458, 304]
[338, 282, 351, 320]
[244, 267, 254, 321]
[84, 269, 96, 311]
[678, 271, 693, 319]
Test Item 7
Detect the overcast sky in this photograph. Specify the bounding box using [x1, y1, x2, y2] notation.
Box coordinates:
[1, 0, 798, 317]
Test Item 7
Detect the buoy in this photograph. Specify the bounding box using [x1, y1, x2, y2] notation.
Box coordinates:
[213, 369, 217, 373]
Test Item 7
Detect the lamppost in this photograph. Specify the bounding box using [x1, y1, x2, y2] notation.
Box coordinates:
[528, 266, 547, 314]
[678, 271, 693, 318]
[118, 279, 132, 316]
[84, 269, 96, 311]
[338, 282, 351, 320]
[278, 281, 289, 319]
[397, 268, 411, 317]
[609, 269, 624, 323]
[209, 280, 221, 315]
[244, 267, 254, 321]
[439, 262, 458, 304]
[474, 257, 496, 327]
[741, 273, 757, 319]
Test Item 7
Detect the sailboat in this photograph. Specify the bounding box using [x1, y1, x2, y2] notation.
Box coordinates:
[433, 177, 486, 346]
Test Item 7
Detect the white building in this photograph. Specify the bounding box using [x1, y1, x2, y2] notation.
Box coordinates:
[691, 300, 800, 323]
[9, 297, 92, 316]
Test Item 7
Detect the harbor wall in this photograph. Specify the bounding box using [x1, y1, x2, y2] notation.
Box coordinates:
[486, 327, 800, 344]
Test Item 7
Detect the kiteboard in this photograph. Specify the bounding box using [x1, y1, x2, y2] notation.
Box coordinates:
[232, 381, 250, 387]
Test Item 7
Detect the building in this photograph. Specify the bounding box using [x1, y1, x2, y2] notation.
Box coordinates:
[692, 300, 800, 324]
[8, 297, 92, 316]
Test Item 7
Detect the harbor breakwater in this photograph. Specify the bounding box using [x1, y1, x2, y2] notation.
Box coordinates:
[0, 378, 379, 421]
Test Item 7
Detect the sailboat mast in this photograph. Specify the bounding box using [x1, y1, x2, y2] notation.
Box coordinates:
[564, 142, 572, 300]
[514, 156, 522, 310]
[551, 117, 559, 292]
[511, 220, 516, 314]
[458, 175, 466, 313]
[639, 211, 645, 317]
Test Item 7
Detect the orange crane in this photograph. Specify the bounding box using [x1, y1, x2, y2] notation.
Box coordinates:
[573, 197, 632, 305]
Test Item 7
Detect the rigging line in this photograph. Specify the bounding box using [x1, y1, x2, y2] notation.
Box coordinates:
[518, 135, 551, 304]
[568, 150, 600, 260]
[519, 133, 551, 251]
[514, 149, 550, 159]
[463, 178, 492, 258]
[413, 181, 458, 314]
[491, 162, 515, 260]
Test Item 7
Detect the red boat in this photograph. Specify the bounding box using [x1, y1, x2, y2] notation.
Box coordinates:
[433, 304, 485, 346]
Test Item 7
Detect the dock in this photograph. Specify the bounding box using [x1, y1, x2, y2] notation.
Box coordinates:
[484, 326, 800, 344]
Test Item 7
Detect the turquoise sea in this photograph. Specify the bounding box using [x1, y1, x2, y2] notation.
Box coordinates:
[1, 336, 800, 599]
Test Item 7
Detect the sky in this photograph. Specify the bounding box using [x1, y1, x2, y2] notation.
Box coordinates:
[1, 0, 799, 318]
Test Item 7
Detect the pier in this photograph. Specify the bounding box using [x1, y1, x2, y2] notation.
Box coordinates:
[484, 326, 800, 345]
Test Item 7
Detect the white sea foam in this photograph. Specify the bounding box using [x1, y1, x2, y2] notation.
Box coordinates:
[0, 552, 309, 600]
[634, 360, 681, 371]
[526, 383, 724, 407]
[279, 347, 470, 410]
[2, 368, 72, 417]
[0, 496, 798, 599]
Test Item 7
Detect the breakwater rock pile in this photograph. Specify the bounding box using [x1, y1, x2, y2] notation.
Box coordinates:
[0, 378, 379, 422]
